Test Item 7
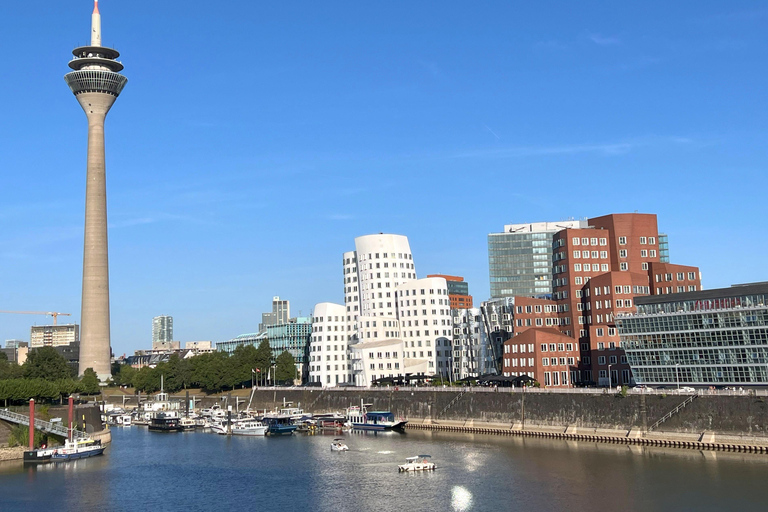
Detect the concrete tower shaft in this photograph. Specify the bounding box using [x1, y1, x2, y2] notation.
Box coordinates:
[64, 1, 127, 382]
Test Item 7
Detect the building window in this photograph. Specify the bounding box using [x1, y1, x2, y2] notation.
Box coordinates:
[620, 262, 628, 271]
[640, 237, 647, 244]
[618, 236, 627, 245]
[598, 356, 606, 365]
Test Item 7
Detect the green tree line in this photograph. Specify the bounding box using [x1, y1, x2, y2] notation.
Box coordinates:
[0, 347, 101, 403]
[112, 340, 298, 394]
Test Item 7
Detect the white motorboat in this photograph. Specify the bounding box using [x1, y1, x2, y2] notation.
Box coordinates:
[231, 419, 267, 436]
[330, 438, 349, 451]
[398, 455, 436, 472]
[179, 417, 197, 431]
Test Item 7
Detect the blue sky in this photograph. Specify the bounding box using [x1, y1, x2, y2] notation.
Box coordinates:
[1, 1, 766, 356]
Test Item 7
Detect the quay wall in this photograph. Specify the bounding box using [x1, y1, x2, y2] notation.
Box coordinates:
[168, 389, 768, 438]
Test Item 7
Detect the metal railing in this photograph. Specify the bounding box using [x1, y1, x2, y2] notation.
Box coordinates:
[648, 394, 699, 432]
[0, 408, 87, 440]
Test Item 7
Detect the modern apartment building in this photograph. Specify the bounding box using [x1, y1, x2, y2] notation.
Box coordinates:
[308, 302, 352, 386]
[152, 315, 173, 345]
[618, 282, 768, 387]
[30, 324, 79, 348]
[310, 234, 462, 386]
[488, 220, 588, 299]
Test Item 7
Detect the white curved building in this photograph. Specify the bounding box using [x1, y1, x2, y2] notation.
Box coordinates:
[308, 302, 351, 386]
[311, 233, 453, 387]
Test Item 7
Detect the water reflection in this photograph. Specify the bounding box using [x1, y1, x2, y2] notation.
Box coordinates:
[0, 428, 766, 512]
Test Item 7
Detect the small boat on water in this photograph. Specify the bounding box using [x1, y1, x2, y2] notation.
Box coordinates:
[51, 438, 105, 461]
[179, 417, 197, 431]
[263, 415, 298, 436]
[330, 438, 349, 451]
[231, 419, 267, 436]
[148, 412, 183, 432]
[398, 455, 435, 472]
[346, 401, 407, 432]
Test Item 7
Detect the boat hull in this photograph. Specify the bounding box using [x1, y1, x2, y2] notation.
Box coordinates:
[352, 420, 407, 432]
[52, 447, 105, 461]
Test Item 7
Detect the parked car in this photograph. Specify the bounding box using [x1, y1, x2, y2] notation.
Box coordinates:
[678, 386, 696, 393]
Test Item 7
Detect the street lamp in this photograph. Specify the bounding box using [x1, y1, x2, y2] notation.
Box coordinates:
[607, 364, 613, 389]
[675, 363, 680, 391]
[251, 368, 255, 389]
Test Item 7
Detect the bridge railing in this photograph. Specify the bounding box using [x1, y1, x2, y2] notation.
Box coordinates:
[0, 408, 88, 440]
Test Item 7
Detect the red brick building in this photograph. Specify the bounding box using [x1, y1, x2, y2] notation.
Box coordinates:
[501, 213, 701, 388]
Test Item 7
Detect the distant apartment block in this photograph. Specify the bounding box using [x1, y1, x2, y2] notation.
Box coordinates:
[152, 315, 173, 344]
[488, 220, 588, 299]
[428, 274, 473, 309]
[30, 324, 79, 348]
[260, 296, 290, 331]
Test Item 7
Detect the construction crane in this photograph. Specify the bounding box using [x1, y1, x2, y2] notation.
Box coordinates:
[0, 311, 72, 326]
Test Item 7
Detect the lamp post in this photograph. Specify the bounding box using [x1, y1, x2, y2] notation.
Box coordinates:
[675, 363, 680, 391]
[607, 364, 613, 389]
[251, 368, 255, 389]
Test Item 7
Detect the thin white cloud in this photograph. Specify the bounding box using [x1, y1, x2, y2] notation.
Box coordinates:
[327, 214, 354, 221]
[588, 32, 621, 45]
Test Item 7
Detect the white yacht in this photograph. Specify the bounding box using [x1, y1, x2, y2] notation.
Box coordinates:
[398, 455, 436, 472]
[330, 438, 349, 451]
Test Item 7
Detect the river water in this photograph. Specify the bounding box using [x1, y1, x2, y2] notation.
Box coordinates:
[1, 427, 768, 511]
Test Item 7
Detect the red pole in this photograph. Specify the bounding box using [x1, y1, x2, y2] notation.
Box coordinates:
[29, 398, 35, 450]
[68, 396, 74, 442]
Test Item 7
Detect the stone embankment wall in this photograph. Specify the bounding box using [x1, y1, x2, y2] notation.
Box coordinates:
[188, 389, 768, 437]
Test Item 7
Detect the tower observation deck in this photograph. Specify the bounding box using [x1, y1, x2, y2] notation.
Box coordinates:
[64, 0, 127, 382]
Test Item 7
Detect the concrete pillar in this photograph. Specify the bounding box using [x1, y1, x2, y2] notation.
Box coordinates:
[75, 92, 117, 382]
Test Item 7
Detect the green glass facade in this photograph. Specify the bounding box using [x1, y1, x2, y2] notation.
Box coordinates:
[488, 232, 553, 299]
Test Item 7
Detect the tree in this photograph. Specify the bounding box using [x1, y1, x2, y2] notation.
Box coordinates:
[0, 355, 23, 380]
[254, 340, 272, 382]
[80, 368, 101, 395]
[22, 347, 73, 381]
[275, 351, 296, 383]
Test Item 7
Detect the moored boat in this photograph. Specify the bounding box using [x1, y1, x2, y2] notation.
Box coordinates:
[346, 401, 407, 432]
[51, 438, 105, 461]
[148, 412, 183, 432]
[263, 415, 298, 436]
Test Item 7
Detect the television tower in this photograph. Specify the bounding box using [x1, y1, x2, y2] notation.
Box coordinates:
[64, 0, 127, 381]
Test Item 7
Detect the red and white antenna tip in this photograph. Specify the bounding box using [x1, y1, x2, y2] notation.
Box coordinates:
[93, 0, 100, 15]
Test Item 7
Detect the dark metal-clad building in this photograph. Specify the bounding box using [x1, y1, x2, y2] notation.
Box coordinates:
[617, 283, 768, 386]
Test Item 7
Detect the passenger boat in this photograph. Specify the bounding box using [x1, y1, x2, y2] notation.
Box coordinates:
[263, 415, 298, 436]
[398, 455, 436, 472]
[346, 401, 407, 432]
[330, 438, 349, 451]
[231, 419, 267, 436]
[179, 417, 197, 431]
[23, 446, 56, 463]
[148, 412, 183, 432]
[51, 438, 105, 461]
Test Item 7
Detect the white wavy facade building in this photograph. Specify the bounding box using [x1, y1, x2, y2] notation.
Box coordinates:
[308, 234, 449, 387]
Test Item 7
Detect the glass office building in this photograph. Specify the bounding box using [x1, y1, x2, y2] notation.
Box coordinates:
[488, 220, 587, 299]
[617, 283, 768, 386]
